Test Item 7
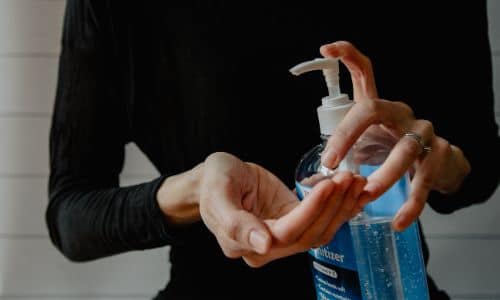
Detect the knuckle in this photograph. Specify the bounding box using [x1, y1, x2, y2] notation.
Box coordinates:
[436, 137, 451, 153]
[365, 99, 379, 112]
[420, 173, 435, 191]
[419, 119, 435, 136]
[394, 101, 415, 119]
[399, 138, 421, 157]
[362, 100, 381, 120]
[222, 214, 241, 241]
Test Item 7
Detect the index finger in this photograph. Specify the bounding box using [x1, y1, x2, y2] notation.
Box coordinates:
[322, 100, 413, 169]
[361, 136, 422, 203]
[361, 123, 433, 204]
[320, 41, 378, 101]
[270, 179, 336, 244]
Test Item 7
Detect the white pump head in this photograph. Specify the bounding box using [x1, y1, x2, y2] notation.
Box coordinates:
[290, 58, 353, 135]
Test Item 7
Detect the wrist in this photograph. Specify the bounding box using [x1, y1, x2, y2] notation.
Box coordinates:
[440, 145, 471, 194]
[451, 145, 471, 190]
[156, 163, 203, 225]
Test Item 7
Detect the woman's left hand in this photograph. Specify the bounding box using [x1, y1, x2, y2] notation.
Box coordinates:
[319, 41, 471, 231]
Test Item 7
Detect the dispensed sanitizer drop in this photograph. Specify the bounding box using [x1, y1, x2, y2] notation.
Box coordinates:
[291, 58, 430, 300]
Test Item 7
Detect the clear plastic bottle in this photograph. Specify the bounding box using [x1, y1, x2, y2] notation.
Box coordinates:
[291, 58, 429, 300]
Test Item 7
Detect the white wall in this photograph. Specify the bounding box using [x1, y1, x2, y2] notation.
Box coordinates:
[0, 1, 167, 299]
[0, 1, 498, 299]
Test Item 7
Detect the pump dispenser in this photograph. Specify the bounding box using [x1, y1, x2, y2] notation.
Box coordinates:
[291, 58, 430, 300]
[290, 58, 352, 136]
[290, 58, 357, 175]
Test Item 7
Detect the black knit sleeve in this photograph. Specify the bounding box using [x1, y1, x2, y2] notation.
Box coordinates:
[46, 0, 171, 262]
[426, 1, 500, 214]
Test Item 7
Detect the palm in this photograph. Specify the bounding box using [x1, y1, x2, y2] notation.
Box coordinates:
[241, 163, 299, 221]
[200, 152, 364, 268]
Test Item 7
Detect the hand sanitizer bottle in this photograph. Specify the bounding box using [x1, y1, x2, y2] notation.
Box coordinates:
[291, 58, 430, 300]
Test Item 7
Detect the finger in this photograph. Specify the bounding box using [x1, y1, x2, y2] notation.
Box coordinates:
[298, 171, 354, 248]
[321, 101, 373, 168]
[319, 175, 367, 246]
[350, 204, 364, 219]
[244, 174, 354, 267]
[270, 179, 336, 244]
[320, 41, 378, 100]
[215, 230, 254, 259]
[242, 241, 306, 268]
[322, 100, 414, 168]
[202, 191, 272, 255]
[361, 119, 435, 203]
[244, 175, 364, 267]
[392, 179, 429, 232]
[200, 169, 273, 255]
[393, 138, 441, 231]
[217, 209, 272, 255]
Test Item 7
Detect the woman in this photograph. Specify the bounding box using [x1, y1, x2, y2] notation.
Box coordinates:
[47, 1, 499, 299]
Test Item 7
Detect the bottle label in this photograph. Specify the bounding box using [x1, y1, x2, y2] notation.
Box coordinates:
[296, 182, 362, 300]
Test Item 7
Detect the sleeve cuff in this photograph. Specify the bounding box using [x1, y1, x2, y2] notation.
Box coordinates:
[143, 175, 207, 248]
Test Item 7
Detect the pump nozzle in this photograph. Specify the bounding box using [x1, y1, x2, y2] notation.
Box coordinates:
[289, 58, 353, 136]
[290, 58, 341, 98]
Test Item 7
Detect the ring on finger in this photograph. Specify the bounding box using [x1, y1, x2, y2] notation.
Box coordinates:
[402, 131, 432, 154]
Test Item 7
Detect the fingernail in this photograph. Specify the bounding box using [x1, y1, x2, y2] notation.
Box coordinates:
[250, 230, 269, 254]
[320, 44, 334, 55]
[321, 42, 341, 57]
[321, 150, 337, 169]
[364, 182, 379, 195]
[322, 42, 338, 50]
[393, 214, 407, 232]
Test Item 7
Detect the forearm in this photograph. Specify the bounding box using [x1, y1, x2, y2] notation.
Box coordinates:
[47, 177, 170, 262]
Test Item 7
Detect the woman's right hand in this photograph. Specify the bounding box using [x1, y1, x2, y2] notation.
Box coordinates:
[200, 152, 367, 267]
[158, 152, 366, 267]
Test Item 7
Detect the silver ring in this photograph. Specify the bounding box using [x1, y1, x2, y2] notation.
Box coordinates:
[422, 145, 433, 153]
[403, 132, 432, 154]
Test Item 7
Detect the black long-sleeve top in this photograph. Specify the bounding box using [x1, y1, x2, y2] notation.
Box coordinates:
[47, 1, 500, 299]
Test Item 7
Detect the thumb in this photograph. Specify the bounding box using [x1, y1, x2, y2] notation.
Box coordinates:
[222, 210, 272, 255]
